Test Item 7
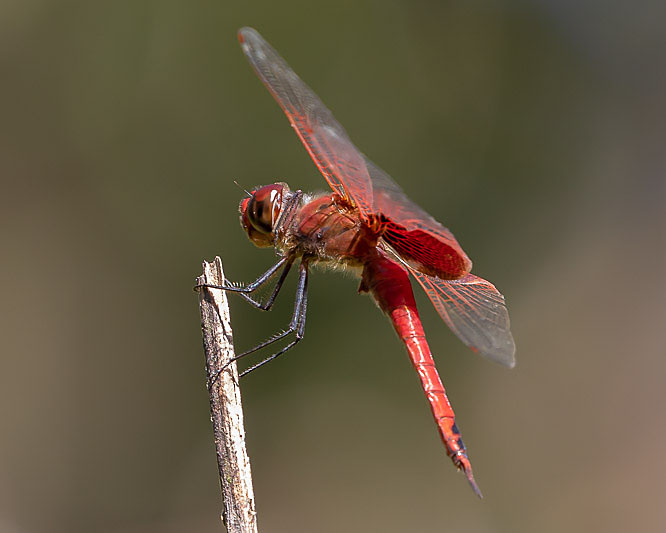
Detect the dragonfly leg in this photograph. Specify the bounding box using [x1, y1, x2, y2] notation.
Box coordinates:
[196, 256, 293, 310]
[239, 260, 308, 377]
[207, 259, 309, 387]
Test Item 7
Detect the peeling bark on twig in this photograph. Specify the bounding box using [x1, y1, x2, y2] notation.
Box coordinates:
[196, 257, 258, 533]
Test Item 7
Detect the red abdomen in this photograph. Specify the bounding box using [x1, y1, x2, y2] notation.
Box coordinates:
[359, 249, 482, 496]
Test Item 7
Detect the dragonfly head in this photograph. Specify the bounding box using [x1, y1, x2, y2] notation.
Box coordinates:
[239, 183, 289, 247]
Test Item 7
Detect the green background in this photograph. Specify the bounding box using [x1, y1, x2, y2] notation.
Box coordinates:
[2, 1, 665, 531]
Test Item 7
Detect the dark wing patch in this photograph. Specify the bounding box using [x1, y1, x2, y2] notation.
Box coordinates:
[382, 221, 469, 279]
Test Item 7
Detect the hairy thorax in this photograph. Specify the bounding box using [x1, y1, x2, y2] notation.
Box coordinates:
[280, 193, 379, 268]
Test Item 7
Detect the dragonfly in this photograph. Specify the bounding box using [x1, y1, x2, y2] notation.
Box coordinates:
[205, 27, 515, 497]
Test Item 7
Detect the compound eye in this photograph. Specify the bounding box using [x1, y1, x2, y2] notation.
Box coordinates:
[246, 185, 282, 234]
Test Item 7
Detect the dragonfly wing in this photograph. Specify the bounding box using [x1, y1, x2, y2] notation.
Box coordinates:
[238, 27, 374, 214]
[407, 266, 516, 367]
[240, 28, 471, 279]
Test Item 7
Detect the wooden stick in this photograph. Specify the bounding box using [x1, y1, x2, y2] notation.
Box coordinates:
[196, 257, 258, 533]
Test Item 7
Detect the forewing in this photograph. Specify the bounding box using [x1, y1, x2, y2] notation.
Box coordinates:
[240, 27, 472, 278]
[238, 27, 374, 213]
[408, 267, 516, 367]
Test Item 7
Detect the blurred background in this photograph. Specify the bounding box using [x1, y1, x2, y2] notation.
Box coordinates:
[2, 1, 665, 531]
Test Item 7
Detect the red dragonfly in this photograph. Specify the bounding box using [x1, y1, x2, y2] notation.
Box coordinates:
[208, 27, 515, 497]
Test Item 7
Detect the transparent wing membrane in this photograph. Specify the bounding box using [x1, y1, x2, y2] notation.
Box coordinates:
[410, 270, 516, 367]
[238, 27, 374, 212]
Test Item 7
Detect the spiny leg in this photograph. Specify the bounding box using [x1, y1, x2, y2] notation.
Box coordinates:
[239, 260, 309, 377]
[196, 256, 293, 310]
[207, 259, 309, 387]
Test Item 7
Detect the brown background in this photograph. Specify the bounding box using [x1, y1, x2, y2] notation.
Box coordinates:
[2, 1, 665, 531]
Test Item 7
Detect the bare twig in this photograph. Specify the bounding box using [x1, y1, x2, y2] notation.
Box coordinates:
[196, 257, 258, 532]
